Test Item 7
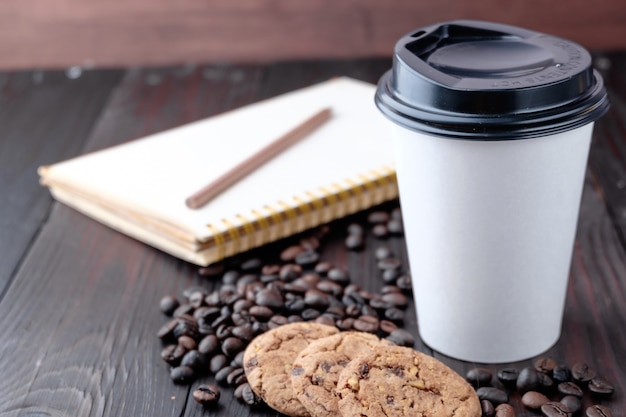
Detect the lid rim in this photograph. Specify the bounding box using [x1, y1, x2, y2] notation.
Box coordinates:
[375, 70, 610, 140]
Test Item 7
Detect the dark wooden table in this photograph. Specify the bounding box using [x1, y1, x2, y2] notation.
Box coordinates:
[1, 56, 624, 417]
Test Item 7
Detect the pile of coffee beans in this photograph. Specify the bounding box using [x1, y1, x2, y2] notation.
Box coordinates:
[466, 357, 615, 416]
[156, 205, 415, 408]
[155, 203, 618, 415]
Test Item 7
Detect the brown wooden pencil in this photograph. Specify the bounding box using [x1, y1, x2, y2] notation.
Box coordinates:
[185, 107, 332, 209]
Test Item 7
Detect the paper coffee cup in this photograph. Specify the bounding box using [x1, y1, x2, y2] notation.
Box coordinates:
[375, 20, 609, 363]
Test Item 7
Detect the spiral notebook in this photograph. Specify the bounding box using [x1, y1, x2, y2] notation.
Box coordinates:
[38, 77, 398, 266]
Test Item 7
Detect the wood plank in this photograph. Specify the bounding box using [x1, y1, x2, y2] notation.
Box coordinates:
[0, 69, 123, 294]
[2, 0, 625, 70]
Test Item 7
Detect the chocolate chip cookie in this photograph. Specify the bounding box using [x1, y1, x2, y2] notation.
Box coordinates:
[336, 344, 481, 417]
[291, 331, 394, 417]
[243, 322, 339, 417]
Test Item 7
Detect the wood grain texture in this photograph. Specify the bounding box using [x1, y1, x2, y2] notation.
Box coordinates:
[0, 69, 123, 294]
[1, 0, 625, 70]
[0, 57, 624, 416]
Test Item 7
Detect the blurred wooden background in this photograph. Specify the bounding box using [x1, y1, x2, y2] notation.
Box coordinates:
[1, 0, 625, 70]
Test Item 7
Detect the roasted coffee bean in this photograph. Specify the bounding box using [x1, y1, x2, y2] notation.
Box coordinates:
[280, 264, 302, 280]
[221, 336, 244, 357]
[379, 319, 398, 334]
[215, 323, 232, 340]
[170, 365, 195, 384]
[215, 365, 234, 385]
[183, 285, 209, 299]
[301, 308, 321, 321]
[396, 274, 412, 291]
[369, 298, 392, 310]
[375, 246, 393, 260]
[238, 382, 262, 405]
[327, 268, 350, 285]
[317, 280, 343, 296]
[521, 391, 549, 410]
[295, 250, 320, 267]
[231, 311, 253, 327]
[300, 235, 320, 251]
[347, 222, 364, 235]
[159, 295, 180, 316]
[240, 257, 262, 271]
[535, 357, 558, 374]
[372, 224, 388, 238]
[385, 329, 414, 346]
[204, 292, 222, 307]
[255, 287, 283, 308]
[384, 307, 405, 322]
[237, 273, 259, 287]
[198, 334, 219, 355]
[336, 317, 355, 331]
[304, 289, 330, 308]
[352, 315, 379, 333]
[194, 306, 219, 322]
[181, 350, 204, 370]
[324, 306, 346, 320]
[315, 315, 336, 327]
[588, 377, 614, 396]
[178, 335, 197, 350]
[222, 270, 240, 284]
[249, 305, 273, 321]
[466, 367, 493, 387]
[157, 319, 179, 341]
[173, 316, 200, 340]
[537, 371, 555, 392]
[541, 401, 571, 417]
[571, 362, 596, 383]
[378, 257, 402, 271]
[209, 354, 228, 373]
[231, 350, 245, 368]
[161, 344, 186, 365]
[231, 325, 254, 341]
[188, 291, 206, 308]
[268, 315, 288, 328]
[193, 384, 220, 407]
[226, 367, 247, 386]
[382, 292, 408, 308]
[497, 368, 519, 387]
[281, 245, 305, 262]
[314, 261, 333, 275]
[476, 387, 509, 405]
[517, 367, 540, 393]
[368, 211, 390, 224]
[387, 219, 404, 234]
[251, 321, 268, 335]
[558, 381, 584, 397]
[560, 396, 581, 414]
[288, 314, 303, 323]
[494, 403, 516, 417]
[382, 268, 401, 283]
[361, 304, 378, 317]
[232, 298, 254, 313]
[345, 234, 364, 250]
[585, 404, 613, 417]
[284, 296, 306, 313]
[481, 400, 495, 417]
[552, 365, 572, 383]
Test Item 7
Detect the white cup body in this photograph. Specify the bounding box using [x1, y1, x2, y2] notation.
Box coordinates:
[393, 123, 594, 363]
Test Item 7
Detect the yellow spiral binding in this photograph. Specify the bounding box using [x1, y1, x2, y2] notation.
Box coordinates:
[205, 166, 398, 263]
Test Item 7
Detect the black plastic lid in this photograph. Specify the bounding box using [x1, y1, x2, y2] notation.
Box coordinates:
[375, 20, 610, 139]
